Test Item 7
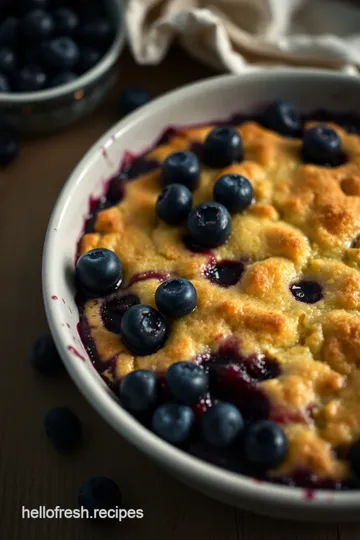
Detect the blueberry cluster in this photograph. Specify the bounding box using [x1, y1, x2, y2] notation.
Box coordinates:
[0, 0, 115, 93]
[155, 127, 255, 249]
[119, 361, 288, 470]
[75, 249, 198, 355]
[119, 278, 197, 354]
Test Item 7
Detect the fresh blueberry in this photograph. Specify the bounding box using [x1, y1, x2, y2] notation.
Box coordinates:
[156, 184, 192, 226]
[165, 361, 208, 405]
[349, 439, 360, 478]
[203, 126, 242, 168]
[45, 37, 80, 70]
[187, 201, 231, 248]
[155, 278, 197, 319]
[21, 9, 54, 43]
[31, 334, 63, 375]
[302, 125, 342, 166]
[44, 407, 82, 451]
[152, 403, 194, 444]
[120, 304, 168, 356]
[213, 174, 254, 213]
[201, 402, 244, 449]
[119, 370, 159, 413]
[0, 18, 19, 47]
[0, 74, 9, 92]
[161, 151, 200, 191]
[13, 64, 47, 92]
[0, 48, 17, 74]
[79, 477, 122, 513]
[290, 280, 323, 304]
[53, 8, 78, 36]
[78, 18, 115, 46]
[0, 130, 19, 165]
[119, 86, 151, 115]
[261, 100, 301, 137]
[77, 46, 102, 74]
[76, 248, 122, 297]
[50, 71, 77, 87]
[243, 420, 287, 468]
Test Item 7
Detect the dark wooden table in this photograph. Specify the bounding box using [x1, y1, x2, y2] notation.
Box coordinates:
[0, 47, 357, 540]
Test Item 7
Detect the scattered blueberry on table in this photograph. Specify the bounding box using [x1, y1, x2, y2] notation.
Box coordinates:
[78, 477, 123, 514]
[31, 333, 63, 375]
[44, 406, 82, 451]
[119, 86, 151, 116]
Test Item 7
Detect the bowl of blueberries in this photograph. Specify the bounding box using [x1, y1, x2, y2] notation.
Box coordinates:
[0, 0, 125, 132]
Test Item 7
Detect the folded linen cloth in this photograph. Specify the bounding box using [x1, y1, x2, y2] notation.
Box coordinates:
[125, 0, 360, 74]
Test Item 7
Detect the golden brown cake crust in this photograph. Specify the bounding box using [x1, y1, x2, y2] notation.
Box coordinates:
[78, 119, 360, 484]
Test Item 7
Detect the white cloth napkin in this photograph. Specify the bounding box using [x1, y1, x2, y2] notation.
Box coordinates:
[125, 0, 360, 75]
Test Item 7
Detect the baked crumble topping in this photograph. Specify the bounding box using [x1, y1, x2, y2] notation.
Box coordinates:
[75, 103, 360, 488]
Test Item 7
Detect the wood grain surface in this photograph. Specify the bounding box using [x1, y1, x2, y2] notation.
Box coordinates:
[0, 47, 358, 540]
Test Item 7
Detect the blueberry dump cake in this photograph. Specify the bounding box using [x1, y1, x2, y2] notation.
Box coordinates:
[75, 100, 360, 490]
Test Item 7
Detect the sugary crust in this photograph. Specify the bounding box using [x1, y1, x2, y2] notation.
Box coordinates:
[78, 120, 360, 482]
